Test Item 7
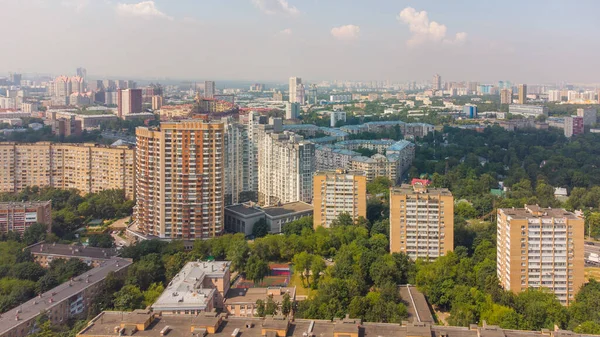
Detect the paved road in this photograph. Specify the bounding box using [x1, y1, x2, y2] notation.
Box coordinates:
[585, 241, 600, 266]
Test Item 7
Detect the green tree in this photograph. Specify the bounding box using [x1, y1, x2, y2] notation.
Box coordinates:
[255, 299, 266, 317]
[143, 282, 164, 307]
[265, 296, 278, 315]
[281, 292, 292, 316]
[252, 218, 270, 238]
[113, 285, 144, 311]
[245, 255, 270, 285]
[22, 223, 48, 245]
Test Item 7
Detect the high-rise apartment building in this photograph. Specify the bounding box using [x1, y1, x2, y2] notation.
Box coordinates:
[246, 112, 268, 199]
[285, 102, 300, 120]
[76, 67, 87, 80]
[497, 205, 584, 305]
[204, 81, 216, 99]
[390, 183, 454, 260]
[313, 170, 366, 229]
[134, 121, 225, 240]
[0, 143, 135, 199]
[257, 120, 315, 206]
[518, 84, 527, 104]
[0, 201, 52, 235]
[117, 89, 143, 118]
[222, 117, 252, 205]
[289, 77, 302, 103]
[564, 116, 584, 138]
[500, 89, 513, 104]
[576, 107, 597, 126]
[432, 74, 441, 91]
[548, 90, 562, 102]
[152, 95, 163, 110]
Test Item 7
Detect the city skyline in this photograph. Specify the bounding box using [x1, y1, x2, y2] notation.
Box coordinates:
[1, 0, 599, 83]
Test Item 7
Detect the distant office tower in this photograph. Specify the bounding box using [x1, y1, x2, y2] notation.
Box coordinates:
[117, 88, 143, 118]
[518, 84, 527, 104]
[577, 107, 597, 126]
[151, 95, 163, 110]
[0, 201, 52, 235]
[467, 82, 479, 94]
[246, 111, 268, 199]
[313, 170, 366, 229]
[204, 81, 216, 99]
[547, 90, 562, 102]
[76, 67, 87, 80]
[432, 74, 441, 91]
[257, 119, 315, 206]
[463, 104, 477, 119]
[330, 110, 346, 127]
[497, 205, 584, 305]
[296, 83, 306, 104]
[222, 117, 252, 205]
[0, 143, 135, 199]
[500, 89, 513, 104]
[52, 115, 82, 137]
[286, 102, 300, 120]
[9, 73, 22, 86]
[289, 77, 302, 103]
[564, 116, 584, 138]
[390, 183, 454, 260]
[272, 91, 283, 102]
[134, 121, 225, 240]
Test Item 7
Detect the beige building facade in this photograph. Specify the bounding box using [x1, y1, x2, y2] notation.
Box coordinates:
[497, 205, 584, 305]
[134, 121, 224, 240]
[313, 170, 366, 229]
[390, 183, 454, 260]
[0, 143, 135, 199]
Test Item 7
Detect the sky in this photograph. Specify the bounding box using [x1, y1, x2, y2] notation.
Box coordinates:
[0, 0, 598, 83]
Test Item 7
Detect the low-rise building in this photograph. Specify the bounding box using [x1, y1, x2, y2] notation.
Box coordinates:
[0, 257, 132, 337]
[28, 242, 118, 268]
[509, 104, 548, 118]
[225, 202, 313, 235]
[76, 313, 597, 337]
[263, 202, 313, 233]
[224, 287, 296, 317]
[0, 201, 51, 235]
[151, 261, 231, 314]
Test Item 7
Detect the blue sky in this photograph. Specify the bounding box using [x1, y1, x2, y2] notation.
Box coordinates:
[0, 0, 598, 83]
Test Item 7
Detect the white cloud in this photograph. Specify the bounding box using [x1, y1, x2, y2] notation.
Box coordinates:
[116, 1, 172, 20]
[397, 7, 467, 47]
[331, 25, 360, 41]
[277, 28, 292, 36]
[252, 0, 299, 16]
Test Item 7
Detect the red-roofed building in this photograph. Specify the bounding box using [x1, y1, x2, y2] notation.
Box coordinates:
[411, 178, 431, 186]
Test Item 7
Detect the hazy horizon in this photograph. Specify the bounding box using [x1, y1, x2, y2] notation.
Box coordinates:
[1, 0, 599, 84]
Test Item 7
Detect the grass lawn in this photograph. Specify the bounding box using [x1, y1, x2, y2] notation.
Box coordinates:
[585, 267, 600, 282]
[289, 272, 313, 298]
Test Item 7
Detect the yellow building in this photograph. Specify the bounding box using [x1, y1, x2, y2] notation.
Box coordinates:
[0, 142, 135, 199]
[134, 121, 224, 240]
[518, 84, 527, 104]
[313, 170, 366, 229]
[497, 205, 584, 305]
[390, 183, 454, 260]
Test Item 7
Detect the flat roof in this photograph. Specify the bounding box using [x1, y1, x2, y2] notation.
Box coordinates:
[225, 287, 295, 304]
[0, 200, 51, 210]
[225, 204, 264, 217]
[391, 184, 453, 196]
[498, 205, 580, 220]
[151, 261, 230, 311]
[76, 315, 594, 337]
[399, 285, 435, 324]
[263, 202, 313, 218]
[28, 242, 118, 260]
[0, 257, 132, 335]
